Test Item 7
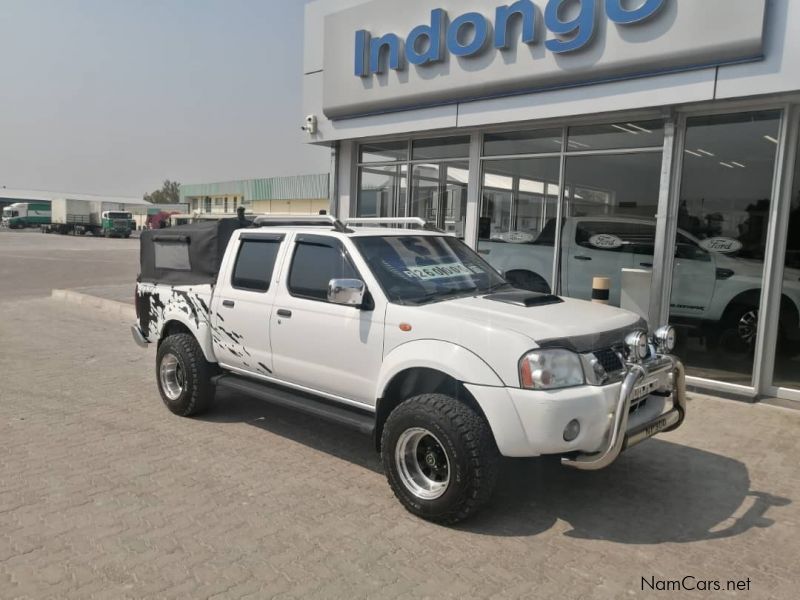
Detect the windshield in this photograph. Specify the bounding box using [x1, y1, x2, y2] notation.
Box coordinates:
[107, 212, 132, 219]
[352, 235, 508, 305]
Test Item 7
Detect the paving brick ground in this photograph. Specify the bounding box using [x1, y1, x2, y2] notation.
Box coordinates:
[1, 297, 799, 599]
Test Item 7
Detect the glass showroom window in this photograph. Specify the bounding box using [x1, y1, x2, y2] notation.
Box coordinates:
[478, 120, 664, 298]
[410, 162, 469, 237]
[559, 151, 663, 306]
[772, 120, 800, 391]
[670, 110, 781, 385]
[478, 156, 561, 292]
[356, 140, 408, 219]
[408, 137, 470, 236]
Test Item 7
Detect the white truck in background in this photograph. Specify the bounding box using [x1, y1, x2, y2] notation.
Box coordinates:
[43, 198, 133, 238]
[481, 216, 800, 352]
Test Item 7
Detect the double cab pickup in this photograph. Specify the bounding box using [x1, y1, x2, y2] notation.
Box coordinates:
[132, 216, 686, 523]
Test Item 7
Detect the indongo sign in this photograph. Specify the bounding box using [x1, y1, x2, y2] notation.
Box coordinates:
[321, 0, 768, 119]
[355, 0, 666, 77]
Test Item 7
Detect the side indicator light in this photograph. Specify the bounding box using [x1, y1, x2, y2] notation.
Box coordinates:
[399, 323, 412, 332]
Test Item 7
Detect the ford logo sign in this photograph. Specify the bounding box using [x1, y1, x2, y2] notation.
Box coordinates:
[699, 237, 743, 254]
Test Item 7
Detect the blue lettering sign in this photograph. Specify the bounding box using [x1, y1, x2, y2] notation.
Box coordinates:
[606, 0, 665, 24]
[407, 9, 445, 66]
[495, 0, 537, 49]
[355, 0, 667, 78]
[544, 0, 596, 54]
[446, 12, 490, 56]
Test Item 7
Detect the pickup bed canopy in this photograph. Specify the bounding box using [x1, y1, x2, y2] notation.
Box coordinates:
[139, 218, 244, 285]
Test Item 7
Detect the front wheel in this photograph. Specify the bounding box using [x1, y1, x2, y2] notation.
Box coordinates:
[156, 333, 215, 416]
[381, 394, 499, 524]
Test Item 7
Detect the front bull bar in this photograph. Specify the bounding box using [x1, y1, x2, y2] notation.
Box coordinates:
[562, 356, 686, 471]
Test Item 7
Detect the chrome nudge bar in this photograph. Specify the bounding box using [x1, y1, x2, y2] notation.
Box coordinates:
[562, 355, 686, 471]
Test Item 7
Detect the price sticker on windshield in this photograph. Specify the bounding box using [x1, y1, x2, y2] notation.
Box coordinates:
[404, 262, 483, 281]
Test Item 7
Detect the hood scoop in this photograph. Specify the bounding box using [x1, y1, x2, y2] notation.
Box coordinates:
[484, 289, 564, 308]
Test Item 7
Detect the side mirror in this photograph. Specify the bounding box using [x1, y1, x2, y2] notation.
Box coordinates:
[327, 279, 366, 307]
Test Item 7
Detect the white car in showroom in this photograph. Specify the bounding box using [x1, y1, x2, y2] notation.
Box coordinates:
[131, 216, 686, 524]
[480, 216, 800, 352]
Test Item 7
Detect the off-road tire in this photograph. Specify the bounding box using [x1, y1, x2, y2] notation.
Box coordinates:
[156, 333, 215, 416]
[381, 394, 499, 524]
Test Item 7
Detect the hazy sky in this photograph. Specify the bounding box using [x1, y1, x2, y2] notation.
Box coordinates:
[0, 0, 330, 197]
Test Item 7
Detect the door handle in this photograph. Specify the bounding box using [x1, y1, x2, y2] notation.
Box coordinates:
[574, 255, 592, 261]
[222, 300, 235, 308]
[277, 309, 292, 318]
[639, 262, 653, 268]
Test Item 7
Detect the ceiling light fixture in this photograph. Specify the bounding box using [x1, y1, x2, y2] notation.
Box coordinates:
[697, 149, 715, 157]
[764, 135, 779, 144]
[684, 149, 703, 158]
[719, 162, 735, 169]
[611, 124, 639, 135]
[626, 123, 652, 134]
[731, 161, 746, 168]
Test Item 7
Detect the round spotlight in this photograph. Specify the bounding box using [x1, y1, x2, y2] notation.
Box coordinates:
[563, 419, 581, 442]
[625, 330, 649, 361]
[655, 325, 677, 353]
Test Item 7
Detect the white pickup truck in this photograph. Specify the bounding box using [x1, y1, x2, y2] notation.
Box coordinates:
[132, 216, 686, 524]
[482, 216, 800, 351]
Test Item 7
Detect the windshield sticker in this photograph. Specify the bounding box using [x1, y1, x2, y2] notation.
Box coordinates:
[404, 262, 484, 281]
[699, 237, 743, 254]
[588, 234, 624, 249]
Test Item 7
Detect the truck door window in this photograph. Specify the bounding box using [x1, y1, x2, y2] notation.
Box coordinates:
[232, 239, 281, 292]
[288, 241, 359, 302]
[575, 221, 655, 254]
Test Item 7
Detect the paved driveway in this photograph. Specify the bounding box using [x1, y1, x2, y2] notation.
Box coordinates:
[0, 297, 798, 599]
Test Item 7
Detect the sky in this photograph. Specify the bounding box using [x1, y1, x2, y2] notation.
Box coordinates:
[0, 0, 330, 198]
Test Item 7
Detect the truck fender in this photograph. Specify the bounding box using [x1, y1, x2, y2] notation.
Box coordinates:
[376, 339, 504, 399]
[158, 311, 217, 363]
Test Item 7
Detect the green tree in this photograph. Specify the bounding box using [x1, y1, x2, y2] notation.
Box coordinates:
[144, 180, 181, 204]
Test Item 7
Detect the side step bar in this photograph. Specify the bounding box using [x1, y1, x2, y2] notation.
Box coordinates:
[213, 373, 375, 436]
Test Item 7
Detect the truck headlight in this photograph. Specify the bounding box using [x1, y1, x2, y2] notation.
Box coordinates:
[654, 325, 677, 353]
[519, 349, 585, 390]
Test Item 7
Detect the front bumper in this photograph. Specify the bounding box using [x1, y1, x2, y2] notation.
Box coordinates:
[464, 355, 686, 464]
[561, 355, 686, 470]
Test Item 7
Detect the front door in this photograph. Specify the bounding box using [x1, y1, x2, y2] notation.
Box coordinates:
[270, 234, 385, 405]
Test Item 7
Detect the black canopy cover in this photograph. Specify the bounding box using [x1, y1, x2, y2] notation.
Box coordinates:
[139, 218, 243, 285]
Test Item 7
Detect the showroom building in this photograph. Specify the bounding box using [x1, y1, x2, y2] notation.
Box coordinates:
[303, 0, 800, 402]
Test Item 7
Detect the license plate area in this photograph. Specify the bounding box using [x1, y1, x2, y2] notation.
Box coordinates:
[632, 377, 661, 402]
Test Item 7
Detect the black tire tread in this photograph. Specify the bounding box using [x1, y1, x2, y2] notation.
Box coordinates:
[157, 333, 214, 417]
[382, 393, 498, 524]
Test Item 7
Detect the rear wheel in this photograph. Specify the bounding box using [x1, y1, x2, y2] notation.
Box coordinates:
[381, 394, 498, 524]
[156, 333, 215, 416]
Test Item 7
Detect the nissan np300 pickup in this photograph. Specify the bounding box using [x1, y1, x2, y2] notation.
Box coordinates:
[132, 216, 686, 524]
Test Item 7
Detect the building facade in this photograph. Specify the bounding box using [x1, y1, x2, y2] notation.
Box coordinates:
[303, 0, 800, 402]
[180, 174, 330, 217]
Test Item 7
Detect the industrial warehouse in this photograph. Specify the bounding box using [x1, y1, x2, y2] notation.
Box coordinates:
[303, 0, 800, 403]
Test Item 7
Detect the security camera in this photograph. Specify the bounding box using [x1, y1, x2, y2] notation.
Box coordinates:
[301, 114, 317, 135]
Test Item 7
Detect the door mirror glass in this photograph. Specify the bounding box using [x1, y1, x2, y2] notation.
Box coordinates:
[327, 279, 365, 306]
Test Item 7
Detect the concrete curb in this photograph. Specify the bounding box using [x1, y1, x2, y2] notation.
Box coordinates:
[51, 289, 136, 321]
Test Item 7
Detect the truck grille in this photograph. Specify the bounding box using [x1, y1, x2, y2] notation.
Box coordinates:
[593, 347, 624, 374]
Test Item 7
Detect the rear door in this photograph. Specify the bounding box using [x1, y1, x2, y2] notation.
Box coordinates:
[210, 232, 285, 376]
[269, 234, 385, 405]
